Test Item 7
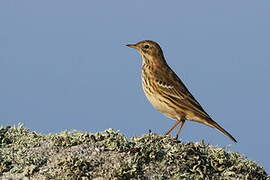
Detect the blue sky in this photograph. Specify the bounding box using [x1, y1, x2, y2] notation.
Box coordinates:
[0, 0, 269, 173]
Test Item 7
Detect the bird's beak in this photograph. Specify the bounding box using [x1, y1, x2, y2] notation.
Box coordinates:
[126, 44, 138, 50]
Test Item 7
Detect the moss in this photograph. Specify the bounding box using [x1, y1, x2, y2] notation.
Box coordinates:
[0, 125, 269, 180]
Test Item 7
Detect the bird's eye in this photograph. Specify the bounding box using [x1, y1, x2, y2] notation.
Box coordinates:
[143, 45, 150, 49]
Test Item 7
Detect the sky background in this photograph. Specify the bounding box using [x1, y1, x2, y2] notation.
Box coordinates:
[0, 0, 269, 173]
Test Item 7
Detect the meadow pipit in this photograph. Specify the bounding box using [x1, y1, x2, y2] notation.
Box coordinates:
[127, 40, 237, 142]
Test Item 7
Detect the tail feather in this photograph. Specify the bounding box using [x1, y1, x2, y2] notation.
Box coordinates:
[204, 119, 237, 143]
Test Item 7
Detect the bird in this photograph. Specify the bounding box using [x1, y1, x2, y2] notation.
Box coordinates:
[126, 40, 237, 143]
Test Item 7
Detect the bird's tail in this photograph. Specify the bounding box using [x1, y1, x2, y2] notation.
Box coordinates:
[203, 118, 237, 143]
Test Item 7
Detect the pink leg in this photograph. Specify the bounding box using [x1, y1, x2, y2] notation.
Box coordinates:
[164, 120, 181, 135]
[174, 119, 186, 139]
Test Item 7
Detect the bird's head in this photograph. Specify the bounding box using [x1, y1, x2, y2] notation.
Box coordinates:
[127, 40, 165, 64]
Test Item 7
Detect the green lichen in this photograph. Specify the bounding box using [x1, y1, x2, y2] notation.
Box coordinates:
[0, 124, 269, 180]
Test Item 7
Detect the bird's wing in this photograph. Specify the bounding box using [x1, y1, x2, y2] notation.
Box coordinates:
[154, 68, 210, 119]
[153, 67, 237, 143]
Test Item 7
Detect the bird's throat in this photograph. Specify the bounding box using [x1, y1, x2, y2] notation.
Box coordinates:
[141, 54, 166, 69]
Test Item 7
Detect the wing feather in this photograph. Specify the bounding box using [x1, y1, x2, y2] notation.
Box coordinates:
[154, 68, 210, 119]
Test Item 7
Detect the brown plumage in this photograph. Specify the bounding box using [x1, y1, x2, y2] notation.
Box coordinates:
[127, 40, 237, 143]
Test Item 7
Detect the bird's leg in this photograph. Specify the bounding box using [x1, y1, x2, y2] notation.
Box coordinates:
[164, 120, 181, 135]
[174, 119, 186, 140]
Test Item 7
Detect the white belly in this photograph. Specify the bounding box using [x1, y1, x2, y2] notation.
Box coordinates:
[142, 85, 179, 120]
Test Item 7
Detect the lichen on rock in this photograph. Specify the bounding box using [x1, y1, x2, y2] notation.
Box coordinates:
[0, 125, 269, 179]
